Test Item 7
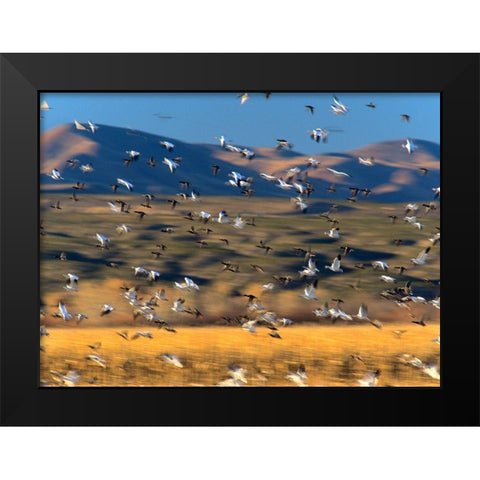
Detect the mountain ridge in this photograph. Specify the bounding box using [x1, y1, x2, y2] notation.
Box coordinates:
[41, 123, 440, 202]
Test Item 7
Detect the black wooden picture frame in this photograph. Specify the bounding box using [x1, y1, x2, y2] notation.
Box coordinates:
[1, 53, 478, 426]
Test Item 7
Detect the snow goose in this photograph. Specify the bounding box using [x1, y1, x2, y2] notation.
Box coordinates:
[299, 257, 319, 278]
[429, 297, 440, 309]
[80, 162, 94, 173]
[87, 120, 98, 133]
[57, 301, 72, 321]
[132, 266, 148, 277]
[100, 304, 114, 316]
[410, 247, 430, 265]
[401, 138, 418, 154]
[325, 227, 340, 239]
[326, 167, 350, 177]
[161, 353, 184, 368]
[372, 261, 389, 271]
[116, 178, 134, 191]
[233, 215, 246, 229]
[159, 140, 174, 151]
[162, 157, 180, 173]
[116, 224, 131, 234]
[63, 273, 79, 291]
[228, 366, 248, 384]
[259, 172, 277, 182]
[313, 302, 330, 318]
[86, 354, 106, 368]
[47, 169, 63, 180]
[358, 156, 375, 166]
[380, 275, 396, 283]
[74, 313, 88, 324]
[125, 150, 140, 159]
[300, 281, 318, 300]
[276, 178, 295, 190]
[325, 255, 343, 273]
[50, 370, 80, 387]
[286, 365, 308, 386]
[330, 95, 349, 115]
[358, 369, 381, 386]
[217, 210, 230, 224]
[237, 93, 249, 104]
[170, 298, 185, 313]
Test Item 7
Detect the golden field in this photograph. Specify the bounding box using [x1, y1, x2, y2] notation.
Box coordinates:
[40, 323, 440, 387]
[40, 194, 440, 387]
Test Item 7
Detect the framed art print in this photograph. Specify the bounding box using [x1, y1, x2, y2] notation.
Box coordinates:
[1, 53, 479, 425]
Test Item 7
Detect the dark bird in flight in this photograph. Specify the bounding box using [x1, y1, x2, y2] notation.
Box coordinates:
[305, 105, 315, 115]
[276, 139, 293, 150]
[411, 315, 427, 327]
[366, 102, 376, 108]
[394, 266, 408, 275]
[72, 182, 85, 191]
[147, 156, 156, 167]
[210, 165, 220, 176]
[400, 114, 411, 122]
[134, 210, 147, 220]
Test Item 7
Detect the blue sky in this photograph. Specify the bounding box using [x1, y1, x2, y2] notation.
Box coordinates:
[40, 92, 439, 155]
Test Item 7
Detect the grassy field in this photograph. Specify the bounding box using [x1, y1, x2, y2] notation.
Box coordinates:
[40, 323, 440, 387]
[40, 194, 440, 386]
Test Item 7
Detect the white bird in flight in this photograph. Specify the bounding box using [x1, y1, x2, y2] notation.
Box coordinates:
[325, 254, 343, 273]
[380, 275, 396, 283]
[63, 273, 79, 291]
[161, 353, 183, 368]
[300, 282, 318, 300]
[401, 138, 418, 154]
[325, 227, 340, 239]
[87, 120, 98, 133]
[410, 247, 431, 265]
[358, 369, 381, 386]
[57, 301, 72, 321]
[372, 261, 389, 271]
[358, 156, 375, 166]
[100, 304, 114, 316]
[238, 93, 249, 104]
[47, 169, 63, 180]
[313, 303, 330, 318]
[326, 167, 350, 177]
[162, 157, 180, 173]
[95, 233, 110, 249]
[117, 178, 134, 191]
[159, 140, 174, 151]
[286, 366, 308, 386]
[330, 96, 349, 115]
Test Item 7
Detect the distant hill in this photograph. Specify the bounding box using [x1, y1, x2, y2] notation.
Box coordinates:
[41, 123, 439, 202]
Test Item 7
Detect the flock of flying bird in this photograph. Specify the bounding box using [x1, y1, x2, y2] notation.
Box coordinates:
[41, 94, 440, 387]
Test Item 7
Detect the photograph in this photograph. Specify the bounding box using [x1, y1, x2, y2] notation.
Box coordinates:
[39, 91, 441, 387]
